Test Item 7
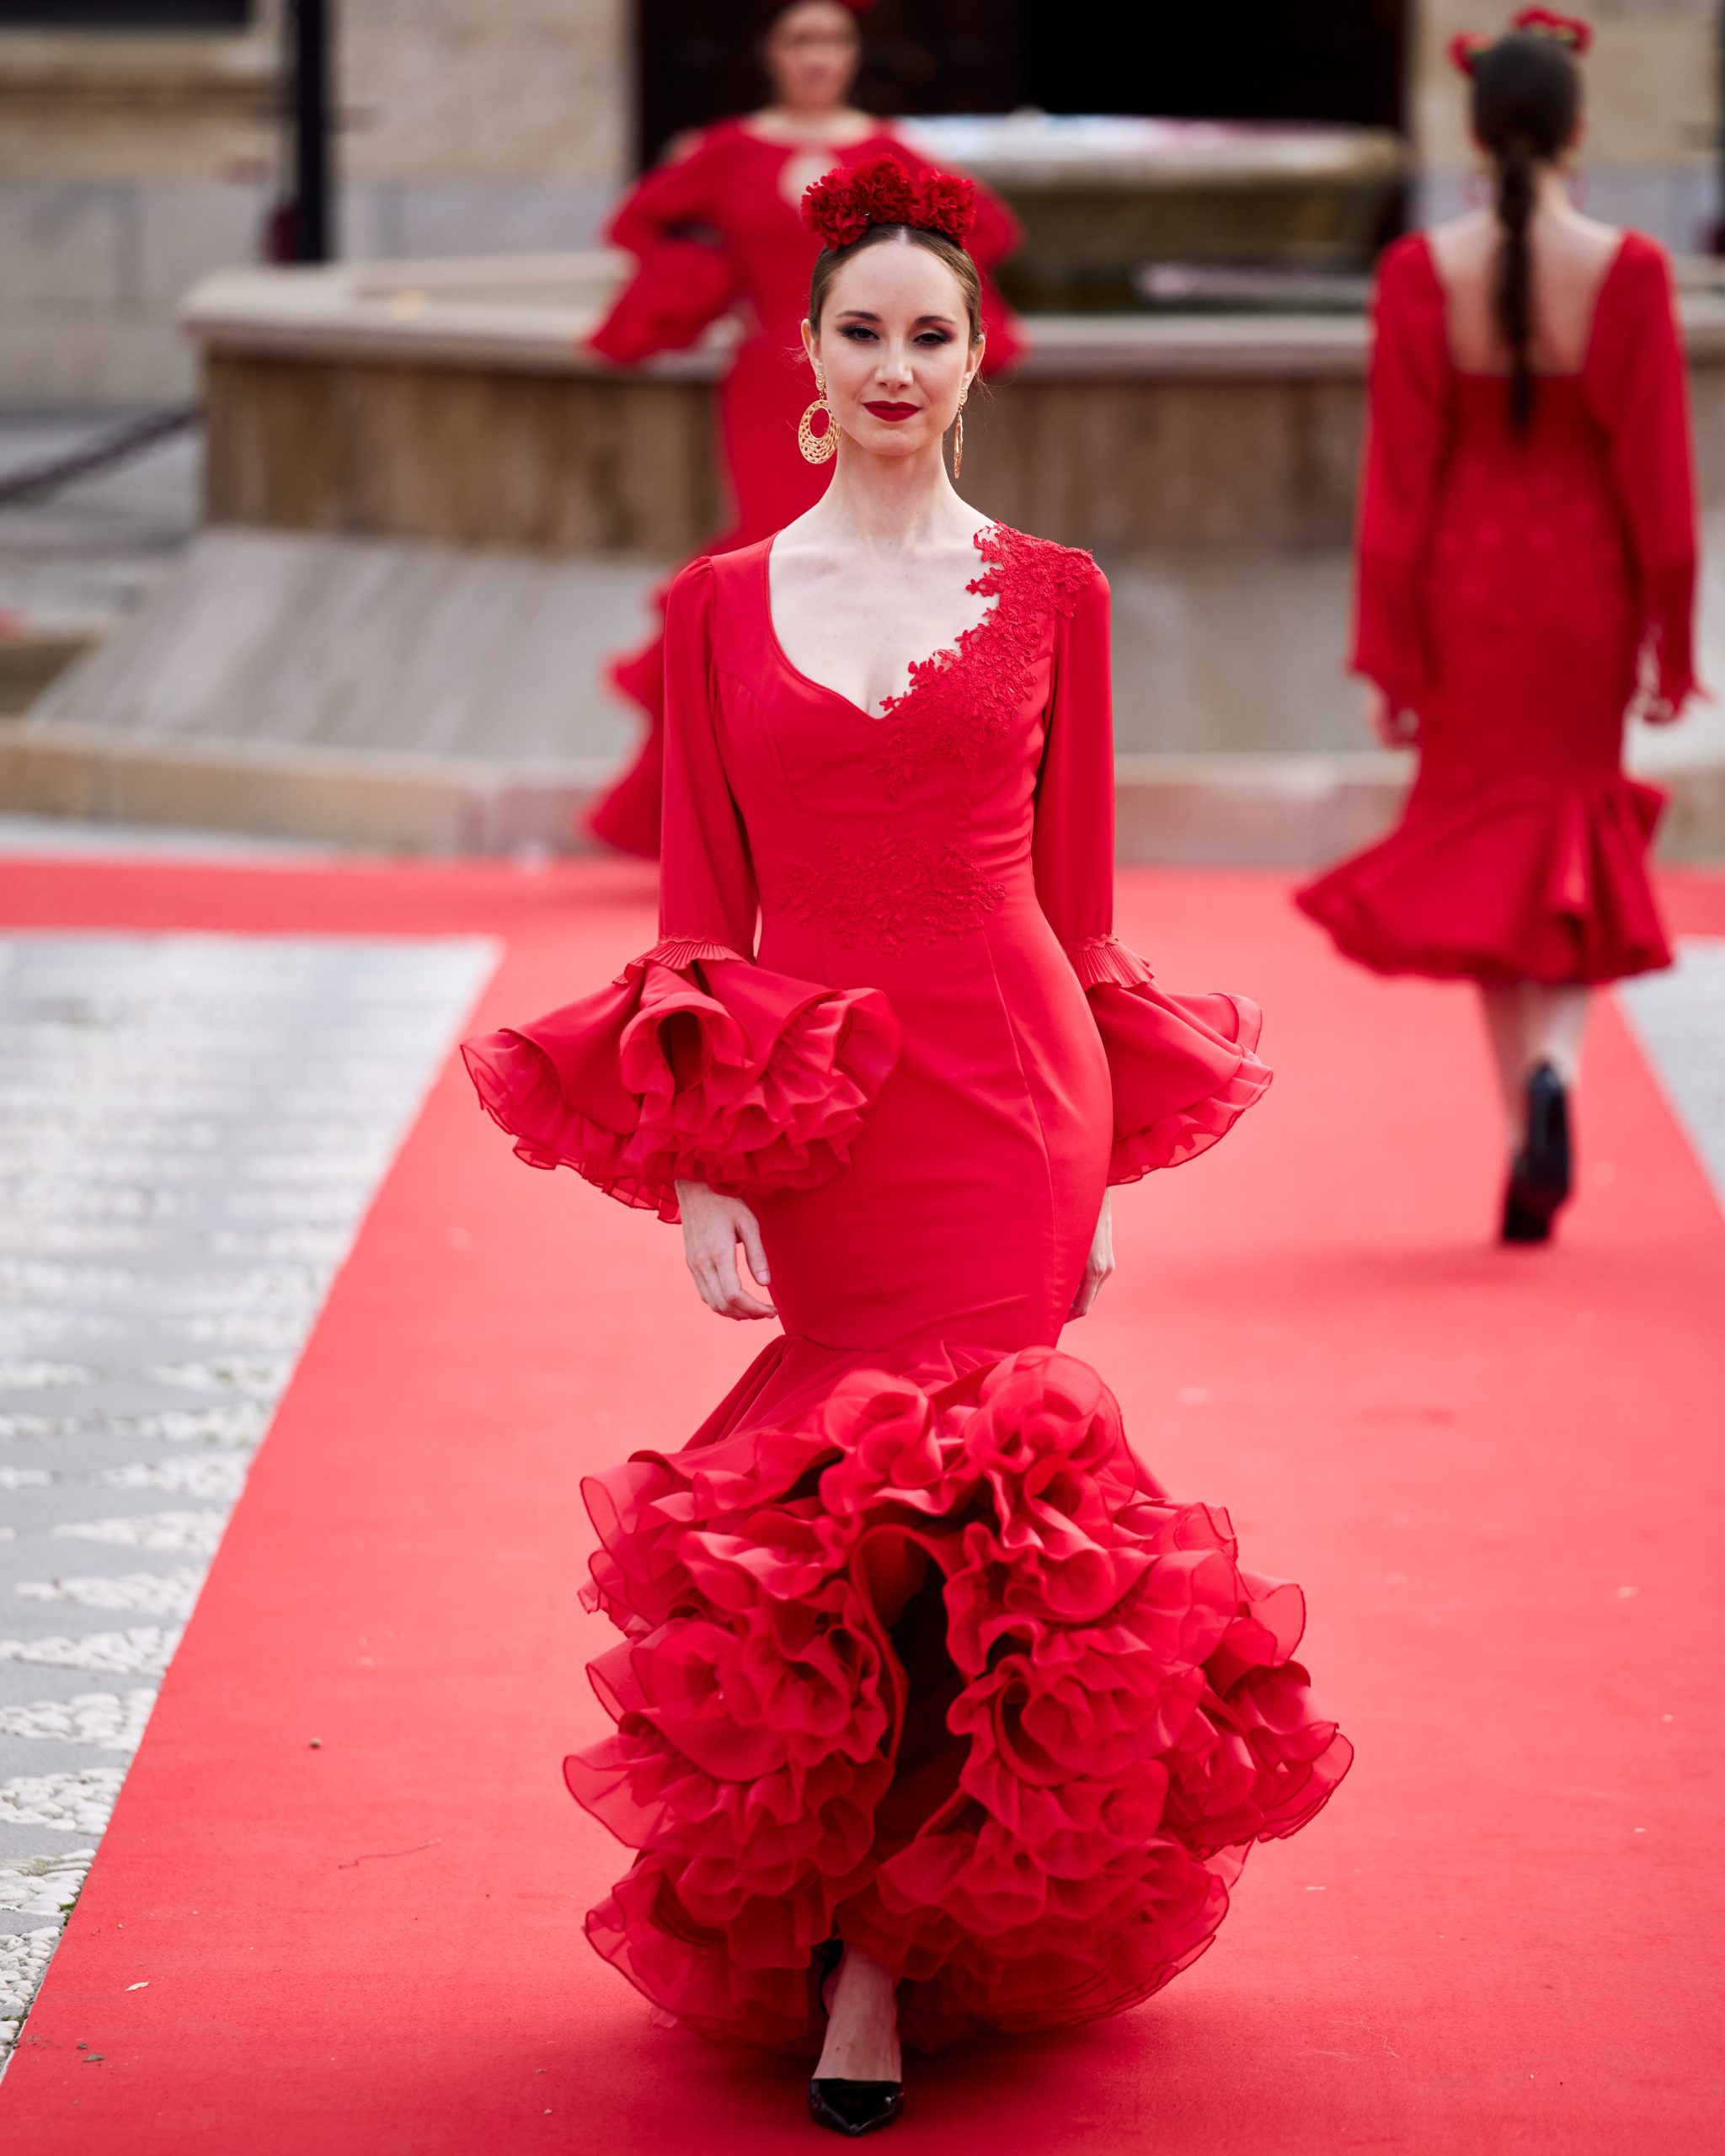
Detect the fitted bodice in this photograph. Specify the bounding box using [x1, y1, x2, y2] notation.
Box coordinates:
[697, 526, 1097, 974]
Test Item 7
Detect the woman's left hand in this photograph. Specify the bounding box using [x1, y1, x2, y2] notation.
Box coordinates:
[1067, 1193, 1114, 1321]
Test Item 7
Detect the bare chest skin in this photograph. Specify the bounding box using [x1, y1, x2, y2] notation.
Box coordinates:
[767, 530, 997, 718]
[1429, 209, 1625, 376]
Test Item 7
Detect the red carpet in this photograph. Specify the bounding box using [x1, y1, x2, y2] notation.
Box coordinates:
[2, 857, 1721, 2153]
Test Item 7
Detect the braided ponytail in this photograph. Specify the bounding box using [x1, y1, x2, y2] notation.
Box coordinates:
[1494, 136, 1538, 431]
[1470, 30, 1581, 436]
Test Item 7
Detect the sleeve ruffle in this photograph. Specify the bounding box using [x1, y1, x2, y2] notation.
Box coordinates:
[461, 942, 899, 1222]
[1065, 937, 1272, 1182]
[587, 240, 737, 366]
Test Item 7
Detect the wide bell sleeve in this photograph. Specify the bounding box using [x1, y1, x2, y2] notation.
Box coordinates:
[1586, 235, 1703, 707]
[587, 134, 740, 367]
[1033, 563, 1271, 1183]
[462, 559, 898, 1221]
[1351, 236, 1453, 707]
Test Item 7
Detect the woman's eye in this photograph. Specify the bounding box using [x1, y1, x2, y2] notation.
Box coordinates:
[915, 331, 953, 347]
[840, 325, 878, 342]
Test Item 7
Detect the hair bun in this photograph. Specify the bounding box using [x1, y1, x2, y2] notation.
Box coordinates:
[801, 154, 978, 251]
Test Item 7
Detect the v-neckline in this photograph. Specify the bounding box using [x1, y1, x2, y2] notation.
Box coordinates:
[761, 525, 1005, 724]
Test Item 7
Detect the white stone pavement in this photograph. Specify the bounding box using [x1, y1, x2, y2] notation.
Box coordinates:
[0, 924, 494, 2062]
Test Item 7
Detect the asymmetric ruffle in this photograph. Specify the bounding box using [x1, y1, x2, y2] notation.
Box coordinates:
[1295, 771, 1672, 985]
[461, 946, 900, 1222]
[1065, 937, 1273, 1182]
[568, 1342, 1350, 2053]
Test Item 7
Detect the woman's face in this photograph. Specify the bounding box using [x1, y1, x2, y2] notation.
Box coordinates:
[804, 237, 983, 463]
[763, 2, 862, 111]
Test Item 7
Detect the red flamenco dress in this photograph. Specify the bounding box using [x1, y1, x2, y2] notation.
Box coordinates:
[464, 525, 1350, 2050]
[1298, 230, 1700, 984]
[584, 123, 1023, 857]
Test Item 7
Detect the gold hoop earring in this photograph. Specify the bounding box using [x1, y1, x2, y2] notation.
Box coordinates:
[952, 395, 967, 480]
[798, 392, 837, 466]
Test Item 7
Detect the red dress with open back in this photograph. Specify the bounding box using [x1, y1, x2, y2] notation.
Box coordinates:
[464, 523, 1350, 2052]
[584, 120, 1023, 857]
[1297, 229, 1700, 985]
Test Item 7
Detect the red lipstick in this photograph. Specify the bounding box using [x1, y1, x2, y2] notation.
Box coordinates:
[863, 401, 920, 421]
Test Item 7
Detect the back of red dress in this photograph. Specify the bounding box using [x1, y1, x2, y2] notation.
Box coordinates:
[1297, 229, 1698, 986]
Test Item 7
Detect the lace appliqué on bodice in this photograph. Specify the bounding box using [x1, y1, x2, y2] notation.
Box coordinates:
[872, 524, 1095, 801]
[779, 830, 1006, 956]
[780, 526, 1094, 952]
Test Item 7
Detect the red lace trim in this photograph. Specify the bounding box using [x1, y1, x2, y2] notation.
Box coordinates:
[871, 523, 1096, 801]
[779, 829, 1005, 955]
[628, 936, 744, 977]
[1064, 934, 1155, 990]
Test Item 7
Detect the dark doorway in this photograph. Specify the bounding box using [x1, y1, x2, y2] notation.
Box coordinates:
[635, 0, 1024, 171]
[1028, 2, 1407, 131]
[634, 1, 1406, 172]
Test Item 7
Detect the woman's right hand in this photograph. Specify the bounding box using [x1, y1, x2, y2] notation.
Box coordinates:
[675, 1181, 775, 1321]
[1365, 684, 1419, 747]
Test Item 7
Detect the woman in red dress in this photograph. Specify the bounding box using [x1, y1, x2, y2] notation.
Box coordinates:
[584, 0, 1023, 858]
[1297, 9, 1701, 1243]
[466, 157, 1348, 2134]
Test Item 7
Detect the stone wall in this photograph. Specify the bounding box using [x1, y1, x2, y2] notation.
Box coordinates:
[0, 0, 628, 403]
[0, 0, 1716, 406]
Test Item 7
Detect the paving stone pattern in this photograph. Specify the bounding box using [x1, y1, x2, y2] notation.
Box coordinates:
[1620, 937, 1725, 1210]
[0, 931, 495, 2061]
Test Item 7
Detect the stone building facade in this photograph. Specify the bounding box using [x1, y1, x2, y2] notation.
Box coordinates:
[0, 0, 1712, 404]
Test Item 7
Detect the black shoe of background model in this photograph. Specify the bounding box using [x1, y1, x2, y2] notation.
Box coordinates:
[808, 2079, 904, 2136]
[1500, 1061, 1573, 1244]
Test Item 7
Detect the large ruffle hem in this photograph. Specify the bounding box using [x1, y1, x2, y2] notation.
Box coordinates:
[1295, 771, 1672, 985]
[461, 944, 899, 1223]
[1068, 937, 1273, 1182]
[569, 1342, 1351, 2053]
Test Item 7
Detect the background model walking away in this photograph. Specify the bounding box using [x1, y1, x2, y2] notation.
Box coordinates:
[1297, 8, 1701, 1244]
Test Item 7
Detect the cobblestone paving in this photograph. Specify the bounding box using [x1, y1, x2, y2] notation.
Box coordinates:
[1620, 938, 1725, 1210]
[0, 931, 494, 2059]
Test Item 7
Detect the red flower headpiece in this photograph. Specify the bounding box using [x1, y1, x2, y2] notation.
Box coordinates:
[801, 154, 977, 251]
[1450, 7, 1593, 74]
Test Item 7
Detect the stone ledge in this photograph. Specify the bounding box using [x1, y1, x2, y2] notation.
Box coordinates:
[181, 251, 1725, 382]
[4, 726, 1721, 865]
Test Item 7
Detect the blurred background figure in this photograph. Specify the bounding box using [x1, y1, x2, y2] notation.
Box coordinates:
[1297, 10, 1701, 1245]
[581, 0, 1023, 859]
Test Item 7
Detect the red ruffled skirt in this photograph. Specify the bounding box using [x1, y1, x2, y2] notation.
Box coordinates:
[1296, 768, 1672, 986]
[464, 941, 1344, 2050]
[569, 1341, 1349, 2053]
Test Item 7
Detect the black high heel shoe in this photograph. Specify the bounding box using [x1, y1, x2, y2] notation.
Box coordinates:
[1501, 1060, 1573, 1244]
[807, 2080, 904, 2137]
[808, 1948, 903, 2137]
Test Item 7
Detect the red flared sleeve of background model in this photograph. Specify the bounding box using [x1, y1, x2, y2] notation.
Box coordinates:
[1349, 235, 1453, 707]
[1584, 233, 1701, 706]
[587, 136, 740, 365]
[1033, 568, 1272, 1182]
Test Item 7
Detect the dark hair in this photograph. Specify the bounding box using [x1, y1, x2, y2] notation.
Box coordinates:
[1471, 29, 1583, 433]
[808, 224, 984, 344]
[757, 0, 861, 39]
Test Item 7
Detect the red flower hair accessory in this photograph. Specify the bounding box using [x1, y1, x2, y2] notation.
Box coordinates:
[1447, 30, 1493, 74]
[801, 154, 978, 251]
[1450, 7, 1593, 73]
[1512, 7, 1592, 52]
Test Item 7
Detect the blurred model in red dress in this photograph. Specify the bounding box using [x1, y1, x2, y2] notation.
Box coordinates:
[1297, 10, 1701, 1243]
[583, 0, 1023, 859]
[467, 158, 1346, 2135]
